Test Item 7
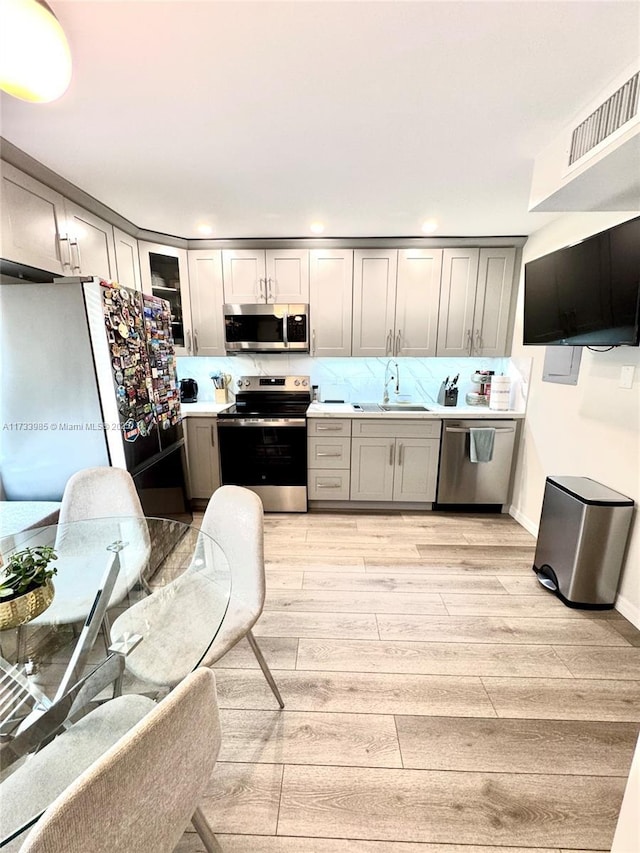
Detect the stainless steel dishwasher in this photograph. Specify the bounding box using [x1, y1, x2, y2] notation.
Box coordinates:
[436, 419, 517, 505]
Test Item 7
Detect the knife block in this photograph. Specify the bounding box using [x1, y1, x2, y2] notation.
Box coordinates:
[437, 382, 458, 407]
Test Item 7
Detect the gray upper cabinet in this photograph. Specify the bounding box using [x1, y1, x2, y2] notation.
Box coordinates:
[113, 227, 142, 291]
[436, 247, 515, 357]
[187, 249, 225, 356]
[1, 162, 67, 274]
[395, 249, 442, 357]
[352, 250, 398, 357]
[309, 249, 353, 357]
[64, 202, 117, 281]
[222, 249, 309, 304]
[139, 241, 193, 357]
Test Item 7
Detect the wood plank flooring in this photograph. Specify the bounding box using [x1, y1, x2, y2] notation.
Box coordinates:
[179, 510, 640, 852]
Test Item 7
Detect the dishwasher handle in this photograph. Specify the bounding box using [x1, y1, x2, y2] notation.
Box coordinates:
[445, 426, 515, 434]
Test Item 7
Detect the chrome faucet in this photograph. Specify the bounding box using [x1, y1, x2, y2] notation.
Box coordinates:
[382, 359, 400, 404]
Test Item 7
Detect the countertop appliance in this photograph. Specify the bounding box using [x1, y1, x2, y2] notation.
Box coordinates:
[217, 375, 311, 511]
[435, 419, 517, 507]
[179, 378, 198, 403]
[223, 303, 309, 353]
[0, 277, 190, 521]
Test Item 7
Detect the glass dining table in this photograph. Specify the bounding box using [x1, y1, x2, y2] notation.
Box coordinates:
[0, 516, 231, 848]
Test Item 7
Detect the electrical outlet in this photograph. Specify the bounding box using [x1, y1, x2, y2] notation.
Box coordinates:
[619, 365, 635, 389]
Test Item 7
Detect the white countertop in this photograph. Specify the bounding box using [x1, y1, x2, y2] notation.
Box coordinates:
[307, 402, 525, 419]
[180, 402, 233, 417]
[180, 401, 524, 419]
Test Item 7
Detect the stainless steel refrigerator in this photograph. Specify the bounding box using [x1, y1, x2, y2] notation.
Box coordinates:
[0, 277, 190, 519]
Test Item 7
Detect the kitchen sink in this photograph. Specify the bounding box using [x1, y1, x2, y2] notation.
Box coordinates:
[379, 404, 430, 412]
[353, 403, 430, 412]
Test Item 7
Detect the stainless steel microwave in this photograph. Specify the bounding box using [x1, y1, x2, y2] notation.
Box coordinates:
[223, 303, 309, 353]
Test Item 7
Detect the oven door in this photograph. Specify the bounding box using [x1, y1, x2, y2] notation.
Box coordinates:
[217, 418, 308, 512]
[224, 304, 286, 352]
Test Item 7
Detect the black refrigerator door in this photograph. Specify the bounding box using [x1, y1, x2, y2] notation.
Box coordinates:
[142, 293, 183, 452]
[132, 440, 191, 522]
[100, 283, 162, 471]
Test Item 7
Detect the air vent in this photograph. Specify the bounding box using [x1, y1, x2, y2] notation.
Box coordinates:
[569, 72, 639, 165]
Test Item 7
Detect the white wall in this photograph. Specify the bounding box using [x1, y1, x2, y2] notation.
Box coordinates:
[510, 212, 640, 626]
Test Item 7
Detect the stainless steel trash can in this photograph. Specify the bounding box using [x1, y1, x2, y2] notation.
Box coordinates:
[533, 476, 634, 609]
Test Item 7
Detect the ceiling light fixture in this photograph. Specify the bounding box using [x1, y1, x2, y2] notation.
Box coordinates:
[196, 224, 214, 236]
[0, 0, 72, 103]
[421, 219, 438, 234]
[310, 222, 325, 235]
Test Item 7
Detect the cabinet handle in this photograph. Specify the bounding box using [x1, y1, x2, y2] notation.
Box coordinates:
[398, 443, 404, 466]
[389, 443, 395, 466]
[267, 277, 274, 302]
[386, 329, 393, 355]
[70, 237, 81, 272]
[58, 234, 72, 270]
[316, 425, 342, 431]
[317, 482, 341, 489]
[186, 330, 192, 354]
[475, 329, 482, 353]
[317, 452, 342, 457]
[466, 328, 473, 355]
[312, 329, 316, 356]
[210, 425, 215, 446]
[395, 330, 402, 356]
[193, 329, 199, 355]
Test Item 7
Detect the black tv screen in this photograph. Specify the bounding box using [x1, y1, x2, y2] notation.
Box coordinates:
[523, 216, 640, 346]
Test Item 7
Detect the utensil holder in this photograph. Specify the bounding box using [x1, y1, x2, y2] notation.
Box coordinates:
[437, 382, 458, 407]
[214, 388, 228, 404]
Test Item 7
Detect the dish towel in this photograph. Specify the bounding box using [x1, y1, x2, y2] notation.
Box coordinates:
[469, 428, 496, 463]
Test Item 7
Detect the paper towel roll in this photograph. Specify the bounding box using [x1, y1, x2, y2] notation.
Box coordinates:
[489, 375, 511, 410]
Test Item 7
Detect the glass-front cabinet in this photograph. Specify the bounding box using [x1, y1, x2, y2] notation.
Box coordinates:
[138, 241, 193, 356]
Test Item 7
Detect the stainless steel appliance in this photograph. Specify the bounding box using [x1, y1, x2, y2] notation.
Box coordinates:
[217, 375, 311, 511]
[223, 304, 309, 353]
[0, 277, 190, 520]
[436, 419, 517, 506]
[533, 476, 634, 608]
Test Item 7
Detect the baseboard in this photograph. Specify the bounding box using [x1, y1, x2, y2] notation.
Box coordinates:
[508, 504, 538, 537]
[614, 592, 640, 629]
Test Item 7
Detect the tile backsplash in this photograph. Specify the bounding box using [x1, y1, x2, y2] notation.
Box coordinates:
[177, 354, 531, 410]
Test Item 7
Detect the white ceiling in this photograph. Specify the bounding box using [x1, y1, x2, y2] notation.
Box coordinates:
[1, 0, 639, 239]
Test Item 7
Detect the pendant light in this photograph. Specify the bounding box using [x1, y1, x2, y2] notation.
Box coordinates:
[0, 0, 72, 103]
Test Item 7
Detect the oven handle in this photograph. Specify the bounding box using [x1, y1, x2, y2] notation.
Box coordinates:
[217, 418, 307, 428]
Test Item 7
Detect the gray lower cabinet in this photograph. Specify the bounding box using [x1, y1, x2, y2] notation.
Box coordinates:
[350, 419, 441, 502]
[184, 417, 220, 500]
[307, 419, 351, 500]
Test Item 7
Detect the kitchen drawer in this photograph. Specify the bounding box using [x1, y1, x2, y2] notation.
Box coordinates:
[352, 419, 441, 439]
[308, 418, 352, 436]
[308, 437, 351, 469]
[308, 469, 351, 500]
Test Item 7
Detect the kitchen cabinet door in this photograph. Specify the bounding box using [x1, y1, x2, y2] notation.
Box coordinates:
[139, 241, 193, 356]
[472, 248, 516, 356]
[309, 249, 353, 357]
[392, 438, 439, 502]
[188, 250, 225, 356]
[114, 228, 142, 291]
[0, 162, 68, 275]
[222, 249, 266, 303]
[350, 437, 395, 501]
[65, 202, 117, 281]
[185, 417, 220, 500]
[352, 250, 398, 357]
[436, 248, 480, 357]
[266, 249, 309, 302]
[395, 249, 442, 357]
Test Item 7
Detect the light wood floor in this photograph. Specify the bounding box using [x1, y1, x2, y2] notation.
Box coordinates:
[179, 510, 640, 853]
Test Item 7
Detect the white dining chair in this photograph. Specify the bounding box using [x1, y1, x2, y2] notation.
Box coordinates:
[110, 485, 284, 707]
[28, 467, 151, 628]
[2, 668, 222, 853]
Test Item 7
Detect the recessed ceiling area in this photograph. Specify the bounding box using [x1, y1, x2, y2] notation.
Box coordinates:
[1, 0, 638, 239]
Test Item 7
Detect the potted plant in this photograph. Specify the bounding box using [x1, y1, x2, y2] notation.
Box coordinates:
[0, 546, 58, 630]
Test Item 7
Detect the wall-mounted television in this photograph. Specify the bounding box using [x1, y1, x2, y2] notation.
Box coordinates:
[523, 216, 640, 346]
